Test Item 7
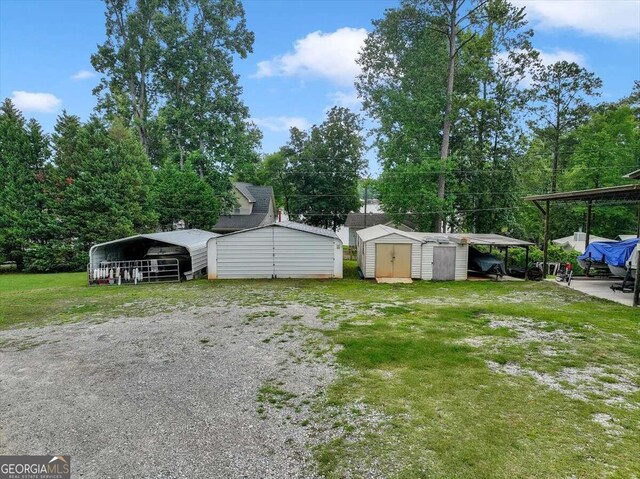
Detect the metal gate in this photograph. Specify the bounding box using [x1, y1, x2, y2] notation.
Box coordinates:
[432, 246, 456, 280]
[88, 259, 180, 285]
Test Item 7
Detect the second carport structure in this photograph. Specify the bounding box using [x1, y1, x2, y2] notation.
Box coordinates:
[207, 221, 343, 279]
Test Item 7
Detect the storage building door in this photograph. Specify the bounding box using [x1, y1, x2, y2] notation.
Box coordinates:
[432, 245, 456, 280]
[375, 244, 411, 278]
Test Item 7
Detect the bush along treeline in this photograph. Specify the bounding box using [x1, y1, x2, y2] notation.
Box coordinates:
[0, 101, 220, 271]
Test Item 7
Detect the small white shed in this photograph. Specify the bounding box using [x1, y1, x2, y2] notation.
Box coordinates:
[356, 225, 425, 279]
[208, 221, 343, 279]
[356, 225, 468, 280]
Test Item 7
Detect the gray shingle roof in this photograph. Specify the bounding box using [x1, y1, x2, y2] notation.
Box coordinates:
[233, 182, 256, 203]
[346, 212, 416, 230]
[212, 184, 275, 232]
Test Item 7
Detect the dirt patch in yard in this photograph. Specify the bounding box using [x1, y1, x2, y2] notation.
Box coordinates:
[0, 302, 342, 478]
[487, 361, 639, 410]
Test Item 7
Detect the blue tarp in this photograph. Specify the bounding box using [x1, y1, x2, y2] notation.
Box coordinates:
[578, 238, 639, 267]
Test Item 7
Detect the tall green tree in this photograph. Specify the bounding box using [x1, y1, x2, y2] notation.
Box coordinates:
[91, 0, 260, 179]
[528, 60, 602, 193]
[285, 107, 366, 231]
[357, 0, 531, 232]
[153, 160, 220, 230]
[0, 99, 58, 269]
[53, 116, 157, 261]
[256, 151, 294, 212]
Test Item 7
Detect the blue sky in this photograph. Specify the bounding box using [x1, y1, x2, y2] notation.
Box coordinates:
[1, 0, 639, 172]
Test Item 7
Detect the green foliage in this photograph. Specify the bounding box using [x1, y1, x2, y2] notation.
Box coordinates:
[153, 160, 220, 230]
[54, 116, 157, 253]
[357, 0, 533, 233]
[527, 60, 602, 193]
[256, 151, 293, 209]
[91, 0, 261, 178]
[508, 245, 583, 273]
[284, 107, 367, 231]
[0, 99, 59, 268]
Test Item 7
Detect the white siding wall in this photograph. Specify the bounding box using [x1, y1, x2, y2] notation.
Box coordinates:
[455, 244, 469, 280]
[273, 228, 336, 278]
[216, 228, 274, 278]
[189, 244, 209, 273]
[209, 226, 341, 279]
[362, 233, 422, 279]
[421, 243, 468, 280]
[233, 189, 254, 215]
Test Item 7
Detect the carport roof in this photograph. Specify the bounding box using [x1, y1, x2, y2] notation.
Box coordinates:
[448, 233, 534, 247]
[91, 229, 219, 253]
[524, 184, 640, 203]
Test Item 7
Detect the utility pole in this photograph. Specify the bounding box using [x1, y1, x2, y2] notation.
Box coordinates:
[364, 183, 368, 228]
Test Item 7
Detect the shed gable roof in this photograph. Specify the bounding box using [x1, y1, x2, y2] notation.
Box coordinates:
[212, 221, 340, 241]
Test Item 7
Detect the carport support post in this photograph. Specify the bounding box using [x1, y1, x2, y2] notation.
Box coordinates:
[633, 249, 640, 307]
[504, 247, 509, 272]
[524, 246, 530, 280]
[543, 200, 550, 277]
[585, 200, 592, 248]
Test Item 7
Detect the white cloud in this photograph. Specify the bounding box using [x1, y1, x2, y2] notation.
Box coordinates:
[328, 90, 361, 109]
[71, 70, 96, 81]
[515, 0, 640, 39]
[252, 116, 311, 133]
[10, 91, 62, 113]
[537, 49, 587, 67]
[254, 27, 368, 86]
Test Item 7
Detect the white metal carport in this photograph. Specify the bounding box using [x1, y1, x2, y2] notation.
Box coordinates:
[89, 229, 219, 283]
[208, 221, 343, 279]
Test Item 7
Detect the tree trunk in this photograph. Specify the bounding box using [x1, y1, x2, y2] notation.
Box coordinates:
[436, 0, 458, 233]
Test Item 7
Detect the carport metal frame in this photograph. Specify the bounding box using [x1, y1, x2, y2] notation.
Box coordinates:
[449, 233, 534, 279]
[524, 184, 640, 306]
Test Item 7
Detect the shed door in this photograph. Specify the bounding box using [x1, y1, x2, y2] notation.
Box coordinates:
[432, 245, 456, 281]
[375, 244, 411, 278]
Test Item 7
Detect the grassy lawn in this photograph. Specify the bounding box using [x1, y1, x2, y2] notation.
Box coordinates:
[1, 263, 638, 478]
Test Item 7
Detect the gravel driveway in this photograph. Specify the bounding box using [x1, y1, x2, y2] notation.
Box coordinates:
[0, 302, 338, 478]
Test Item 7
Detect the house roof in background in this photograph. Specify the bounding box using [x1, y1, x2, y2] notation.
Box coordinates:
[212, 184, 275, 232]
[617, 234, 639, 241]
[246, 185, 274, 214]
[345, 212, 416, 230]
[233, 182, 256, 203]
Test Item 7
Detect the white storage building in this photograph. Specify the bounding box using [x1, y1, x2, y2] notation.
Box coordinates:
[208, 221, 343, 279]
[356, 225, 468, 281]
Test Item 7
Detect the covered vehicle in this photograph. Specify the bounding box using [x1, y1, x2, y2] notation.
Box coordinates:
[578, 238, 639, 277]
[144, 245, 191, 279]
[468, 246, 506, 276]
